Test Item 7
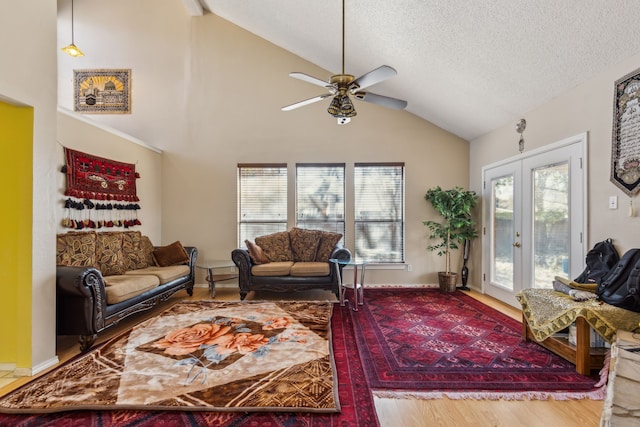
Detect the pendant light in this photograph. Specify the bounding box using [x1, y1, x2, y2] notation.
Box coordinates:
[61, 0, 84, 57]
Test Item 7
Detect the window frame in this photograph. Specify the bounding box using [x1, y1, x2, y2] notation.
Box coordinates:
[295, 163, 346, 239]
[237, 163, 288, 246]
[353, 162, 405, 263]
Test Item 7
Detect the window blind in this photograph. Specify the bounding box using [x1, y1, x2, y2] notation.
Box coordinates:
[237, 164, 287, 245]
[295, 163, 345, 237]
[354, 163, 405, 263]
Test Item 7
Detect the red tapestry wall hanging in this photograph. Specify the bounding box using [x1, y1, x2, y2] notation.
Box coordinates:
[64, 147, 139, 202]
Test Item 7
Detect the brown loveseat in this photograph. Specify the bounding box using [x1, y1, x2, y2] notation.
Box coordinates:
[231, 227, 351, 300]
[56, 231, 197, 350]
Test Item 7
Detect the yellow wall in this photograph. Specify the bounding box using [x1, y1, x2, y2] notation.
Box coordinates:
[0, 101, 33, 368]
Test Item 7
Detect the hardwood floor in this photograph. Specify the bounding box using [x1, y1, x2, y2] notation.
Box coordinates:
[0, 286, 603, 427]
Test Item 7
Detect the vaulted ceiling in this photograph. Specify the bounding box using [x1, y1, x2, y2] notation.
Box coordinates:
[182, 0, 640, 141]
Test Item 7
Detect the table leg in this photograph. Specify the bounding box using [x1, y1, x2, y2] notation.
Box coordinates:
[336, 263, 346, 307]
[575, 317, 591, 375]
[358, 264, 365, 306]
[352, 265, 359, 311]
[207, 268, 216, 298]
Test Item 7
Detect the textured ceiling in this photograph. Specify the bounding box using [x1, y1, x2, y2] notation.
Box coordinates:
[184, 0, 640, 140]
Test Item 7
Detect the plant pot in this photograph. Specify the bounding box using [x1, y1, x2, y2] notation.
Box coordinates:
[438, 272, 458, 292]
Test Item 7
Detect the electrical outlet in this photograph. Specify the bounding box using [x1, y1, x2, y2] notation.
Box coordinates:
[609, 196, 618, 209]
[407, 264, 412, 272]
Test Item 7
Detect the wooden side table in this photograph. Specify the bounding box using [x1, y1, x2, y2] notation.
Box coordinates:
[196, 260, 238, 298]
[517, 288, 640, 375]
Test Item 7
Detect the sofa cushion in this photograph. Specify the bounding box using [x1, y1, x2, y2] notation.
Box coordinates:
[255, 231, 294, 262]
[56, 231, 97, 267]
[125, 265, 190, 284]
[289, 227, 322, 262]
[153, 241, 190, 267]
[290, 262, 330, 277]
[315, 231, 343, 262]
[251, 261, 294, 277]
[245, 240, 269, 264]
[95, 232, 127, 276]
[103, 274, 160, 305]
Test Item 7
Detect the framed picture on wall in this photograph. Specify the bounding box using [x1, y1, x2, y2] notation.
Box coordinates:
[73, 69, 131, 114]
[611, 67, 640, 195]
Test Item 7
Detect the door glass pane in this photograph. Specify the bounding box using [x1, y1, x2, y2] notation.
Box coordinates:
[492, 175, 515, 289]
[532, 162, 569, 288]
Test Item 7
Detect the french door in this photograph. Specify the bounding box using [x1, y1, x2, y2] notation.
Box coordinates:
[482, 134, 587, 307]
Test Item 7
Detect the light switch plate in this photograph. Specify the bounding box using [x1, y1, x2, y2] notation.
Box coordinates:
[609, 196, 618, 209]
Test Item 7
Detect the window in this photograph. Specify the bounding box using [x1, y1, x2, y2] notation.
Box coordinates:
[237, 164, 287, 245]
[295, 164, 345, 237]
[354, 163, 405, 263]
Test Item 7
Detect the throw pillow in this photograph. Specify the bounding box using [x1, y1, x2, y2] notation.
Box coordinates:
[95, 232, 126, 276]
[289, 227, 323, 262]
[315, 231, 343, 261]
[119, 231, 148, 270]
[255, 231, 294, 262]
[140, 235, 156, 267]
[56, 231, 97, 267]
[245, 240, 270, 264]
[153, 241, 190, 267]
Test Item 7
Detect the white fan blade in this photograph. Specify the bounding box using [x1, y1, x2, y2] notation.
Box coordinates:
[351, 65, 397, 91]
[282, 94, 331, 111]
[289, 72, 332, 88]
[353, 91, 407, 110]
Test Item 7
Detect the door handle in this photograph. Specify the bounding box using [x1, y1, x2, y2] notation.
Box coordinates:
[513, 242, 521, 248]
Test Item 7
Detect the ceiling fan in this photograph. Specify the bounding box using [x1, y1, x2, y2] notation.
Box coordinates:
[281, 0, 407, 124]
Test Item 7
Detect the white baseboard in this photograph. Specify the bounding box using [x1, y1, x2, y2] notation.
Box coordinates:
[0, 363, 16, 372]
[29, 356, 60, 376]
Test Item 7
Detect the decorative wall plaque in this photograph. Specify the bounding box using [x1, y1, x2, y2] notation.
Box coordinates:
[73, 69, 131, 114]
[611, 68, 640, 195]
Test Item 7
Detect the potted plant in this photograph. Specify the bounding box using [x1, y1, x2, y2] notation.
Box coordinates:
[423, 186, 479, 292]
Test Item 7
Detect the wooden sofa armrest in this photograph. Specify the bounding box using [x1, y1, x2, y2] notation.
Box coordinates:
[56, 265, 107, 337]
[184, 246, 198, 282]
[231, 248, 253, 289]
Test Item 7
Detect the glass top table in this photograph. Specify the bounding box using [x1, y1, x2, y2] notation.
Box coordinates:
[195, 259, 238, 298]
[329, 259, 367, 311]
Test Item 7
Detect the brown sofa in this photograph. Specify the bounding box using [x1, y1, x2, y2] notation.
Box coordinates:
[231, 228, 351, 300]
[56, 231, 197, 350]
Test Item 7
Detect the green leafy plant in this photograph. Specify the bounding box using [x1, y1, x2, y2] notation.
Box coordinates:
[423, 186, 479, 274]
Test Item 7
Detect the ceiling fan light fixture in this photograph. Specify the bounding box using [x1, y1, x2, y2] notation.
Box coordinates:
[327, 95, 342, 117]
[339, 95, 356, 117]
[282, 0, 406, 122]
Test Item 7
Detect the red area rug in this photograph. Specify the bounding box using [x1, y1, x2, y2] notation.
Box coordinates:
[351, 288, 607, 400]
[0, 304, 379, 426]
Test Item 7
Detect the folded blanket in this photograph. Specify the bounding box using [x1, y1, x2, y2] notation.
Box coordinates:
[553, 277, 597, 302]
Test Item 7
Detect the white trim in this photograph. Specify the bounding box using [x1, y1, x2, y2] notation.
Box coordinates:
[29, 356, 60, 376]
[0, 363, 16, 371]
[481, 132, 588, 307]
[482, 132, 587, 171]
[57, 106, 163, 154]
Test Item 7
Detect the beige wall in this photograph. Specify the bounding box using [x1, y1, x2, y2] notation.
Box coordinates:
[56, 4, 471, 286]
[164, 14, 470, 285]
[470, 53, 640, 290]
[56, 109, 163, 242]
[57, 0, 190, 150]
[0, 0, 58, 372]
